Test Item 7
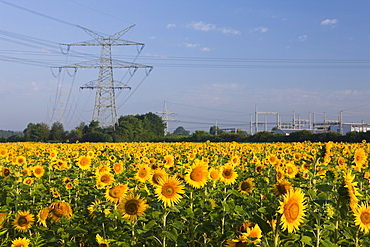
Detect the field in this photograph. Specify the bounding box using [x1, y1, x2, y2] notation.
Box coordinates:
[0, 141, 369, 247]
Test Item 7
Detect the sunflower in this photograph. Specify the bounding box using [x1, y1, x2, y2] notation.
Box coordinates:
[0, 212, 7, 228]
[238, 178, 255, 195]
[15, 156, 27, 166]
[353, 148, 368, 170]
[117, 194, 148, 222]
[164, 154, 175, 168]
[150, 168, 168, 186]
[285, 162, 298, 178]
[23, 177, 34, 186]
[96, 172, 115, 189]
[1, 166, 11, 179]
[241, 224, 262, 244]
[224, 236, 247, 247]
[96, 234, 111, 246]
[230, 155, 240, 166]
[184, 163, 209, 188]
[354, 203, 370, 234]
[95, 163, 111, 175]
[105, 184, 128, 203]
[113, 162, 124, 174]
[11, 237, 30, 247]
[77, 156, 91, 170]
[88, 200, 103, 217]
[155, 176, 185, 207]
[278, 188, 307, 233]
[13, 210, 34, 232]
[344, 170, 362, 211]
[0, 148, 7, 157]
[37, 208, 49, 227]
[274, 180, 292, 196]
[48, 202, 72, 223]
[337, 157, 347, 169]
[135, 164, 152, 183]
[65, 182, 73, 190]
[219, 163, 238, 185]
[209, 167, 221, 181]
[267, 154, 278, 166]
[33, 164, 45, 179]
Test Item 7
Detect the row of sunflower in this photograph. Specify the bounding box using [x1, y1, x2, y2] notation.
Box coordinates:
[0, 141, 370, 246]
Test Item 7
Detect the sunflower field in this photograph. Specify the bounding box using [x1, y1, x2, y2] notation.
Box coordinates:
[1, 141, 370, 246]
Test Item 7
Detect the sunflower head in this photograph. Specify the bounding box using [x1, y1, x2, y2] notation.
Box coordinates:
[155, 176, 185, 207]
[11, 237, 31, 247]
[354, 203, 370, 234]
[48, 202, 72, 223]
[274, 180, 292, 196]
[239, 178, 255, 195]
[13, 210, 34, 232]
[278, 188, 307, 233]
[37, 208, 49, 227]
[184, 163, 209, 188]
[117, 194, 148, 222]
[105, 184, 128, 203]
[135, 164, 152, 183]
[220, 163, 238, 185]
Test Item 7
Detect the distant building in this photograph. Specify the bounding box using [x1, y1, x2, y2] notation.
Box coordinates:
[329, 123, 370, 135]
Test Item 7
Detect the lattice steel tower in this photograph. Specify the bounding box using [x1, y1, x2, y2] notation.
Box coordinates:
[60, 25, 152, 128]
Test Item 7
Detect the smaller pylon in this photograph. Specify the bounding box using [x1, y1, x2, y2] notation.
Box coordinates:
[157, 101, 174, 135]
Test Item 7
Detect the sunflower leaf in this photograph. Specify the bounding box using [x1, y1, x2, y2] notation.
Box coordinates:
[252, 214, 272, 234]
[300, 236, 313, 246]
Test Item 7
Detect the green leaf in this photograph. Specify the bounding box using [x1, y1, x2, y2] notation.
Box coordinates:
[163, 230, 178, 242]
[320, 239, 338, 247]
[252, 214, 272, 234]
[186, 207, 194, 218]
[316, 184, 333, 192]
[0, 229, 7, 236]
[143, 220, 157, 231]
[300, 236, 313, 246]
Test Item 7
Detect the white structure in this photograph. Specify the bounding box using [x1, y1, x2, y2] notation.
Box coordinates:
[330, 123, 370, 135]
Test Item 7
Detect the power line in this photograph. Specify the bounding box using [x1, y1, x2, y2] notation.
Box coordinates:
[0, 0, 77, 27]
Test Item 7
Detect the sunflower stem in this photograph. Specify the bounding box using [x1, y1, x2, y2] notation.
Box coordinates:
[163, 210, 170, 247]
[274, 215, 280, 247]
[189, 191, 195, 247]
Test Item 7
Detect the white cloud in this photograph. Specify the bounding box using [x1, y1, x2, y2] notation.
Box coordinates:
[254, 26, 268, 33]
[187, 21, 216, 32]
[187, 21, 240, 35]
[149, 36, 156, 39]
[166, 24, 176, 28]
[218, 27, 241, 35]
[183, 43, 200, 48]
[298, 35, 308, 41]
[321, 19, 338, 25]
[201, 47, 211, 52]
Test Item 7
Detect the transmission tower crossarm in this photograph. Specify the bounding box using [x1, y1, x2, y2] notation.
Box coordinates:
[61, 39, 144, 47]
[54, 59, 153, 69]
[80, 79, 131, 90]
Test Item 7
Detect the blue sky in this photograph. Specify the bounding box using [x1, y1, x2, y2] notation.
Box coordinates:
[0, 0, 370, 133]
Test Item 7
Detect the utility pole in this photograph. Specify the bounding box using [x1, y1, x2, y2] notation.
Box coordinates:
[157, 101, 174, 135]
[57, 25, 153, 129]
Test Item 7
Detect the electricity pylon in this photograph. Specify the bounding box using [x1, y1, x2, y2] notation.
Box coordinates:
[58, 25, 153, 129]
[157, 101, 174, 135]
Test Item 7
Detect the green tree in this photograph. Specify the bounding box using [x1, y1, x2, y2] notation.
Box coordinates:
[23, 122, 50, 142]
[209, 126, 223, 135]
[49, 122, 66, 141]
[82, 120, 113, 142]
[173, 126, 190, 136]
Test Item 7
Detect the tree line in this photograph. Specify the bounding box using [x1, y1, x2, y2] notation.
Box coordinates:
[1, 113, 370, 143]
